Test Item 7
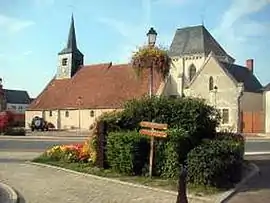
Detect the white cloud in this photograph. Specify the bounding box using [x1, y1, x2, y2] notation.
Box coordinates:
[212, 0, 270, 58]
[0, 14, 35, 34]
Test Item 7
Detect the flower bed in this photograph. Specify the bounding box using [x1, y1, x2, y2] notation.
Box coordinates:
[39, 139, 97, 164]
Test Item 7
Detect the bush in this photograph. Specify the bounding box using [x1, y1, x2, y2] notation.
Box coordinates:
[187, 138, 244, 188]
[4, 127, 25, 136]
[154, 128, 192, 179]
[106, 131, 149, 175]
[100, 96, 219, 143]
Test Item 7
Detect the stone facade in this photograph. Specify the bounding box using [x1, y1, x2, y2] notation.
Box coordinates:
[183, 55, 243, 132]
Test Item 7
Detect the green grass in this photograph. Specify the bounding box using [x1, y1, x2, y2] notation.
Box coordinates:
[33, 155, 224, 196]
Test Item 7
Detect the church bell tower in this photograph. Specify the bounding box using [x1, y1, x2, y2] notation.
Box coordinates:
[56, 14, 84, 79]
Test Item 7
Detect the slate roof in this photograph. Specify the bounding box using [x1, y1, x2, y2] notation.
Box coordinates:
[262, 83, 270, 91]
[220, 62, 263, 92]
[58, 14, 83, 56]
[4, 89, 31, 104]
[28, 63, 163, 110]
[169, 25, 233, 59]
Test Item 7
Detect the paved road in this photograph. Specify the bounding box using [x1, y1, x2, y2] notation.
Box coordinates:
[0, 136, 86, 152]
[245, 139, 270, 154]
[0, 152, 207, 203]
[227, 155, 270, 203]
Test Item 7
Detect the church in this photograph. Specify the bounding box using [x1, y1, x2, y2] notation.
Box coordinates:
[26, 15, 264, 133]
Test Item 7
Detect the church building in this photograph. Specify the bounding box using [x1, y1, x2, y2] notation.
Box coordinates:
[26, 15, 264, 133]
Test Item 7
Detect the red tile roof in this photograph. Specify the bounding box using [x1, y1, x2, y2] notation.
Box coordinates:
[28, 63, 164, 110]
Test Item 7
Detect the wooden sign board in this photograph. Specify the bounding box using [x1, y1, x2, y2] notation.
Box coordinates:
[139, 129, 167, 138]
[139, 120, 168, 178]
[139, 121, 168, 130]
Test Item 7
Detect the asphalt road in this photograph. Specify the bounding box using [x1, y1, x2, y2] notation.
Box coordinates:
[0, 136, 86, 152]
[245, 139, 270, 154]
[228, 154, 270, 203]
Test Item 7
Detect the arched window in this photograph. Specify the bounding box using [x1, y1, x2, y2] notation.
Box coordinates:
[65, 111, 69, 117]
[189, 64, 196, 81]
[209, 76, 214, 91]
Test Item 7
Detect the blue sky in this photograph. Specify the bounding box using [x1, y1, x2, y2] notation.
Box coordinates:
[0, 0, 270, 97]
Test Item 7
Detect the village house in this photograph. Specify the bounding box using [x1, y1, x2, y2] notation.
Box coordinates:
[26, 16, 264, 133]
[0, 78, 32, 124]
[163, 25, 263, 133]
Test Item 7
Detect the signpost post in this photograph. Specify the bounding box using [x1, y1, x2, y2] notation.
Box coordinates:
[139, 121, 168, 178]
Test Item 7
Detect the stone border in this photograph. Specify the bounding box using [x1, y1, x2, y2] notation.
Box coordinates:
[27, 161, 212, 202]
[216, 163, 260, 203]
[0, 182, 18, 203]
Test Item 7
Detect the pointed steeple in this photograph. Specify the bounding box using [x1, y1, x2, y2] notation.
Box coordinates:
[67, 14, 77, 51]
[57, 14, 84, 79]
[58, 14, 82, 55]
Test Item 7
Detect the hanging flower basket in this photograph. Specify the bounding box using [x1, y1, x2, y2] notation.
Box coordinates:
[131, 45, 171, 79]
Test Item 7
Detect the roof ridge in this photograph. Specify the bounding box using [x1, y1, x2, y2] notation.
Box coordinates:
[176, 24, 204, 30]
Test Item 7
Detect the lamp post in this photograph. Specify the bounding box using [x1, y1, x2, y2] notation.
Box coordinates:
[146, 27, 157, 178]
[147, 27, 157, 97]
[77, 96, 83, 136]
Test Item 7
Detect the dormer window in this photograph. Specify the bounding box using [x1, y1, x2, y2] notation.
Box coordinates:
[62, 58, 68, 66]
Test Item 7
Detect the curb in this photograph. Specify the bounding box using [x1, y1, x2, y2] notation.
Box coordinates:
[27, 161, 212, 202]
[245, 152, 270, 155]
[0, 182, 18, 203]
[216, 163, 260, 203]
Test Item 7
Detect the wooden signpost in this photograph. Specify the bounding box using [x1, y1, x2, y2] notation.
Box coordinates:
[139, 121, 168, 178]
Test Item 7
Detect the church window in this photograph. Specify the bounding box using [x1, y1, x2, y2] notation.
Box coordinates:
[62, 58, 68, 66]
[189, 64, 196, 81]
[90, 110, 95, 117]
[49, 111, 52, 117]
[222, 109, 229, 124]
[209, 76, 214, 91]
[65, 111, 69, 117]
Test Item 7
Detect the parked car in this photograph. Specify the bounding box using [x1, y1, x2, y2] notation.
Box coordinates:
[31, 116, 49, 131]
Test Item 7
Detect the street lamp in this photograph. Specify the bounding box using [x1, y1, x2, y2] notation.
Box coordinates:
[147, 27, 157, 48]
[146, 27, 157, 179]
[147, 27, 157, 97]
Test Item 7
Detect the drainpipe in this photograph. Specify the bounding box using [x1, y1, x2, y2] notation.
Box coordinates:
[237, 83, 244, 133]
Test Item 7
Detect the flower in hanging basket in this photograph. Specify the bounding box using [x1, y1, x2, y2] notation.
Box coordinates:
[131, 45, 171, 79]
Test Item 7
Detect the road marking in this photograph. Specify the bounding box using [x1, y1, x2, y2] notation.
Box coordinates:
[245, 151, 270, 155]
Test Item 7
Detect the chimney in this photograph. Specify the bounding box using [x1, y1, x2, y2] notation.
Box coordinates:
[246, 59, 254, 73]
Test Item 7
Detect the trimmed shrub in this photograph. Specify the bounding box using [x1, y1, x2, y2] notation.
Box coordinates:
[106, 131, 149, 175]
[187, 139, 244, 188]
[154, 128, 192, 179]
[100, 96, 219, 143]
[4, 127, 25, 136]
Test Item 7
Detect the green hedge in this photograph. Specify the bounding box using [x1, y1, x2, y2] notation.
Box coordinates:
[154, 128, 192, 179]
[100, 96, 219, 144]
[106, 128, 193, 179]
[4, 127, 26, 136]
[187, 138, 244, 188]
[106, 131, 149, 175]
